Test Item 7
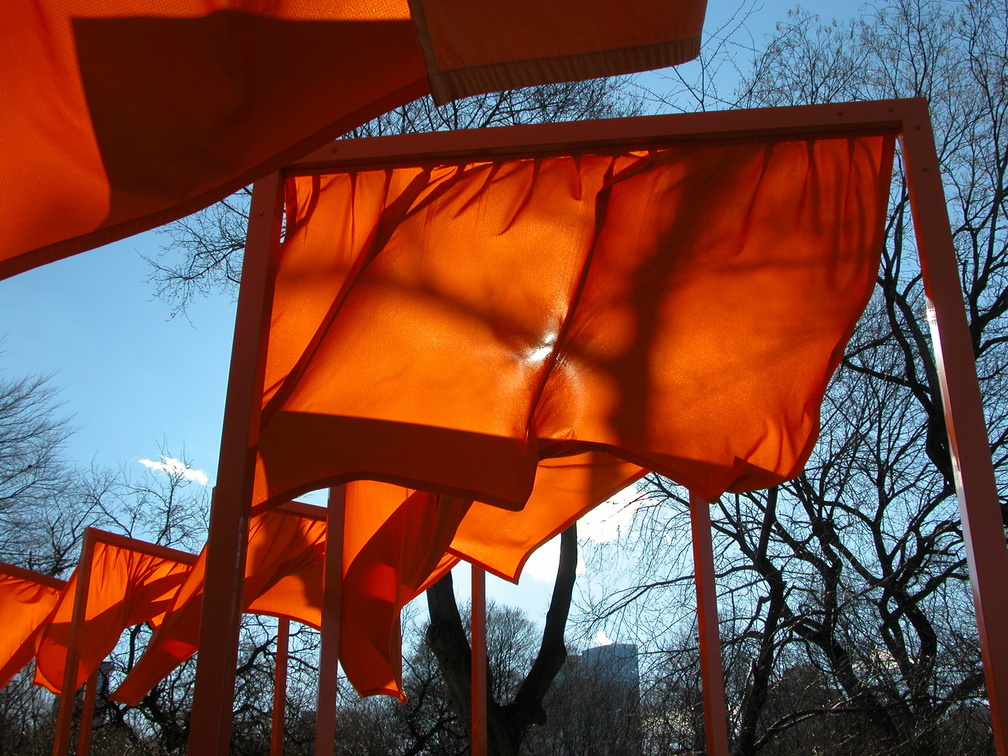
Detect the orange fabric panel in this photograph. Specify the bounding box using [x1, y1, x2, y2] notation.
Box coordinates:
[32, 539, 193, 694]
[341, 483, 460, 698]
[0, 0, 706, 280]
[113, 490, 453, 703]
[379, 454, 642, 590]
[341, 467, 643, 694]
[413, 0, 706, 103]
[254, 136, 896, 514]
[0, 567, 65, 688]
[111, 507, 326, 705]
[242, 508, 327, 625]
[0, 0, 425, 278]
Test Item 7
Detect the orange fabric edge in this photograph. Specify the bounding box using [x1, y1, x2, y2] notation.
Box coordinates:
[0, 78, 430, 281]
[256, 443, 777, 513]
[256, 469, 529, 512]
[426, 37, 701, 105]
[449, 470, 648, 583]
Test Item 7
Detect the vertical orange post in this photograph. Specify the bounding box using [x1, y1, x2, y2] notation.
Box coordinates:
[52, 529, 96, 756]
[471, 566, 488, 756]
[690, 493, 730, 756]
[75, 671, 98, 756]
[901, 103, 1008, 756]
[188, 172, 285, 756]
[271, 617, 289, 756]
[315, 486, 345, 756]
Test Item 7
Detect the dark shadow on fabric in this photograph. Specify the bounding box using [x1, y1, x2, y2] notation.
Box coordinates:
[258, 412, 539, 510]
[72, 13, 426, 227]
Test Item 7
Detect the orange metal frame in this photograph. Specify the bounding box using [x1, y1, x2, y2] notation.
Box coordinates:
[690, 493, 730, 754]
[471, 567, 489, 755]
[0, 561, 67, 591]
[188, 98, 1008, 756]
[270, 617, 289, 756]
[314, 486, 344, 756]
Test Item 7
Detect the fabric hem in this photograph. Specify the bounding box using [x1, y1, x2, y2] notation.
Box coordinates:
[427, 36, 701, 105]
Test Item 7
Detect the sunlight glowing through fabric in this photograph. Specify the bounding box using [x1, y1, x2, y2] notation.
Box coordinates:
[254, 136, 896, 532]
[32, 537, 194, 694]
[0, 566, 64, 688]
[113, 494, 456, 702]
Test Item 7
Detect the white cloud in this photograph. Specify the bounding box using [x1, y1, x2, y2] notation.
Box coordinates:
[516, 484, 644, 582]
[578, 484, 643, 544]
[591, 630, 614, 647]
[520, 534, 588, 583]
[138, 455, 209, 486]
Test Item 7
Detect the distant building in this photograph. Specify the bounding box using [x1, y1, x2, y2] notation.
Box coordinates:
[581, 643, 641, 703]
[557, 643, 642, 755]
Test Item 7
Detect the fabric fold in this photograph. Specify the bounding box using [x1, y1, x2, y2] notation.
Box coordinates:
[113, 489, 458, 704]
[253, 135, 896, 513]
[111, 505, 326, 705]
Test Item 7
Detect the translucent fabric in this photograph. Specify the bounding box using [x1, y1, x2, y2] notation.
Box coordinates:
[33, 537, 194, 694]
[341, 483, 459, 697]
[0, 0, 705, 278]
[0, 566, 65, 688]
[254, 136, 896, 524]
[448, 453, 646, 580]
[112, 506, 327, 705]
[113, 491, 456, 703]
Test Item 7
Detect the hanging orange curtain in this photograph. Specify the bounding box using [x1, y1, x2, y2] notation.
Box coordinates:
[111, 505, 326, 705]
[339, 483, 460, 697]
[113, 491, 456, 703]
[253, 135, 896, 523]
[32, 536, 195, 694]
[0, 565, 65, 688]
[343, 466, 645, 694]
[0, 0, 706, 279]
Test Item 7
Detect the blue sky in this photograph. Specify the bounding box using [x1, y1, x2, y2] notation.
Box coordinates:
[0, 233, 234, 477]
[0, 0, 857, 629]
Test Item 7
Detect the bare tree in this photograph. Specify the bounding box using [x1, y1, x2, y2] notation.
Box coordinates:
[0, 357, 217, 752]
[582, 1, 1008, 754]
[0, 365, 79, 573]
[318, 589, 584, 756]
[424, 526, 577, 756]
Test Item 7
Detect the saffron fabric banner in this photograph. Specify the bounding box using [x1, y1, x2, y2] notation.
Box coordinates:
[33, 537, 195, 694]
[0, 0, 705, 278]
[340, 483, 460, 697]
[114, 491, 457, 703]
[112, 506, 327, 705]
[0, 566, 65, 688]
[253, 135, 896, 524]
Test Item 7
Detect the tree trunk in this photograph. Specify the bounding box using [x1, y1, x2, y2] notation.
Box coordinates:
[426, 524, 578, 755]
